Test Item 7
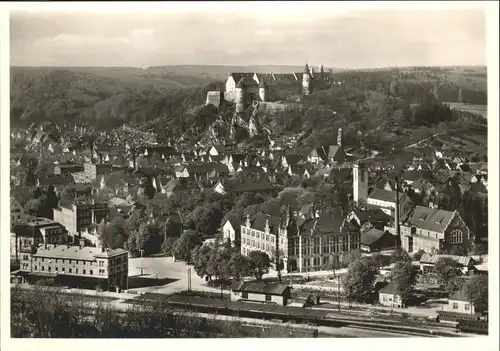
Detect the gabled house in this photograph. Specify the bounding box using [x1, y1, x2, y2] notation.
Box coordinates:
[175, 165, 190, 179]
[208, 145, 225, 156]
[379, 283, 403, 308]
[209, 163, 230, 179]
[348, 209, 393, 230]
[366, 188, 414, 219]
[213, 179, 275, 195]
[281, 154, 305, 169]
[401, 206, 471, 254]
[221, 217, 242, 248]
[288, 164, 315, 178]
[11, 196, 26, 228]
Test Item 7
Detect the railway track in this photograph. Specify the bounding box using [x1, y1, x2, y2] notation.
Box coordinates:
[12, 287, 471, 337]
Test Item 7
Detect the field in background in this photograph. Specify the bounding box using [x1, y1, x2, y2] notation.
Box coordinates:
[444, 102, 488, 119]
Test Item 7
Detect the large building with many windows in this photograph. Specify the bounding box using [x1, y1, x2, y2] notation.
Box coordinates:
[240, 207, 361, 273]
[53, 201, 109, 236]
[19, 241, 128, 291]
[400, 206, 470, 254]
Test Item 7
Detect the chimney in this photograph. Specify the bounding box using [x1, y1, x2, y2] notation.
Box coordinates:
[101, 246, 105, 253]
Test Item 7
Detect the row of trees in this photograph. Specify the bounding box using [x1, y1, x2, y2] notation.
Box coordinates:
[10, 285, 300, 338]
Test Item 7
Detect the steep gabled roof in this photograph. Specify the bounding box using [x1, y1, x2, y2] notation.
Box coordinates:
[406, 206, 456, 233]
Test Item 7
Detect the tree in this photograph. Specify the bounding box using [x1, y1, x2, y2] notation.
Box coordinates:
[472, 242, 488, 260]
[172, 229, 203, 263]
[463, 275, 488, 314]
[102, 216, 127, 249]
[412, 249, 426, 261]
[391, 248, 412, 264]
[433, 257, 461, 292]
[192, 244, 215, 280]
[343, 257, 379, 303]
[207, 246, 232, 284]
[371, 253, 392, 269]
[340, 250, 362, 268]
[273, 249, 285, 283]
[161, 237, 177, 256]
[135, 222, 163, 256]
[449, 245, 468, 256]
[440, 178, 462, 211]
[390, 260, 418, 307]
[143, 178, 156, 200]
[248, 251, 271, 280]
[227, 253, 251, 280]
[97, 219, 107, 245]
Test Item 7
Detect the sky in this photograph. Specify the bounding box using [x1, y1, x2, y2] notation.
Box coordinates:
[9, 3, 487, 69]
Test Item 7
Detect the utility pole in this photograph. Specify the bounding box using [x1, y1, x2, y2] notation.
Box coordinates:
[187, 268, 192, 291]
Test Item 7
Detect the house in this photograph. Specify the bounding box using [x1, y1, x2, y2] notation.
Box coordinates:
[54, 163, 84, 176]
[419, 253, 475, 274]
[209, 163, 230, 178]
[221, 217, 241, 248]
[162, 178, 181, 197]
[400, 206, 471, 254]
[53, 201, 110, 236]
[288, 164, 314, 178]
[366, 188, 414, 219]
[208, 145, 225, 156]
[231, 281, 292, 306]
[445, 289, 477, 315]
[378, 283, 403, 308]
[175, 165, 190, 178]
[360, 227, 398, 253]
[11, 218, 69, 261]
[11, 196, 26, 228]
[281, 154, 304, 169]
[213, 179, 275, 195]
[17, 243, 128, 292]
[348, 209, 393, 230]
[410, 179, 436, 196]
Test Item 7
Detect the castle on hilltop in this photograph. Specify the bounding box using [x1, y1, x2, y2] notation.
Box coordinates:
[205, 63, 333, 111]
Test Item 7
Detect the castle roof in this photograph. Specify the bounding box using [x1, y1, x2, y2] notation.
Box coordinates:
[304, 63, 309, 73]
[236, 76, 258, 88]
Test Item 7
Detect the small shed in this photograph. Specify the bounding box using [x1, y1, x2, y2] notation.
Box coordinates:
[231, 281, 292, 306]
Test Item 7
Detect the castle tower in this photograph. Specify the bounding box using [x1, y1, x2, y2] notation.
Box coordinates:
[337, 127, 343, 147]
[258, 79, 267, 102]
[302, 62, 311, 96]
[320, 64, 324, 73]
[235, 79, 246, 112]
[353, 162, 368, 204]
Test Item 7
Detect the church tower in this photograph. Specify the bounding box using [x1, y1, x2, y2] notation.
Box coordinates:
[353, 162, 368, 204]
[320, 64, 324, 73]
[337, 127, 343, 147]
[235, 79, 246, 112]
[302, 62, 311, 96]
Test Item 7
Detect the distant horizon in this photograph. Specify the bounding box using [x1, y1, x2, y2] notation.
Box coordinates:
[10, 64, 487, 70]
[10, 8, 486, 68]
